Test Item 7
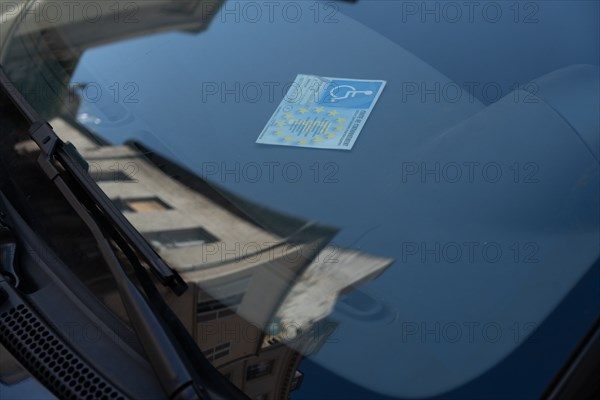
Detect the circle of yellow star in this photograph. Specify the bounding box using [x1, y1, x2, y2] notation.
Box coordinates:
[327, 133, 336, 139]
[298, 139, 308, 145]
[336, 117, 346, 123]
[328, 110, 339, 116]
[284, 136, 294, 142]
[276, 121, 286, 127]
[335, 126, 344, 131]
[314, 107, 325, 113]
[313, 137, 324, 143]
[284, 113, 294, 119]
[274, 130, 285, 136]
[298, 108, 309, 114]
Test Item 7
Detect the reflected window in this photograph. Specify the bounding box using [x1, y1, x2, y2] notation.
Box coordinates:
[112, 197, 172, 213]
[145, 227, 218, 249]
[246, 360, 274, 381]
[197, 293, 243, 321]
[203, 342, 230, 362]
[92, 170, 133, 183]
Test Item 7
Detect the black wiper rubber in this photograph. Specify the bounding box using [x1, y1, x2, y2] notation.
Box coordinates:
[0, 66, 187, 295]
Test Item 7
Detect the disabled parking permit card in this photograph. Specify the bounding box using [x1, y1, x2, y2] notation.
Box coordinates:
[256, 75, 386, 150]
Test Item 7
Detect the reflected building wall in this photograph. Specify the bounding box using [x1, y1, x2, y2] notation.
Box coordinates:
[54, 117, 393, 399]
[1, 2, 394, 397]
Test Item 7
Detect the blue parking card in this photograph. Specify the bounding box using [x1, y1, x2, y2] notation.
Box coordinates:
[256, 75, 386, 150]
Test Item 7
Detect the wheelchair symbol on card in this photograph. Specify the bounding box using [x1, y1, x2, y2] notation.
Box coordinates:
[328, 85, 374, 102]
[319, 79, 384, 108]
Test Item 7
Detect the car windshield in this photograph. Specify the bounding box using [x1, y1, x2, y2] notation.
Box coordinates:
[1, 1, 599, 399]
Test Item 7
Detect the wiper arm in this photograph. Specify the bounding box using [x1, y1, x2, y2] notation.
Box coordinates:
[1, 67, 249, 399]
[44, 169, 207, 399]
[0, 67, 187, 295]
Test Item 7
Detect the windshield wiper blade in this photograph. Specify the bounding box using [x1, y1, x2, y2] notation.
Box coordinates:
[25, 170, 207, 399]
[1, 67, 251, 400]
[0, 67, 187, 295]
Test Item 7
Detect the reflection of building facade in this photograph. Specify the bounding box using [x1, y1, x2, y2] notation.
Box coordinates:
[2, 2, 393, 397]
[55, 117, 393, 399]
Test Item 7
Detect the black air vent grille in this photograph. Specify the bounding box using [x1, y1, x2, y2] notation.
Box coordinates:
[0, 303, 126, 400]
